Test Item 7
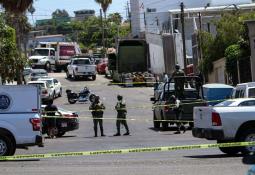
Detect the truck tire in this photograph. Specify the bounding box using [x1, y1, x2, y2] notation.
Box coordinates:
[238, 128, 255, 155]
[58, 88, 62, 97]
[0, 133, 16, 156]
[66, 71, 71, 79]
[161, 112, 168, 130]
[92, 75, 96, 81]
[73, 71, 78, 80]
[217, 140, 240, 155]
[45, 62, 51, 72]
[153, 112, 160, 129]
[56, 131, 66, 137]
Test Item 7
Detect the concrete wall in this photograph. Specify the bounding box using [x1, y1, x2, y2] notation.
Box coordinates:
[208, 58, 227, 83]
[146, 33, 165, 74]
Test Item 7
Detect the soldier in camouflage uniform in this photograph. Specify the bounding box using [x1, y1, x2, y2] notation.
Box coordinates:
[89, 96, 106, 137]
[114, 95, 130, 136]
[172, 64, 185, 99]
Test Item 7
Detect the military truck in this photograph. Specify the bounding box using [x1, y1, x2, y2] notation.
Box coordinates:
[151, 76, 207, 130]
[108, 39, 155, 86]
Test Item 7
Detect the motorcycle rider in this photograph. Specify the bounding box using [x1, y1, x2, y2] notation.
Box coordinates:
[114, 95, 130, 136]
[169, 95, 186, 134]
[89, 96, 106, 137]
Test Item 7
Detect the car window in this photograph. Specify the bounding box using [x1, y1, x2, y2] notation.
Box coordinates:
[248, 88, 255, 98]
[239, 100, 255, 106]
[28, 83, 45, 89]
[215, 101, 235, 107]
[235, 89, 245, 98]
[73, 59, 90, 65]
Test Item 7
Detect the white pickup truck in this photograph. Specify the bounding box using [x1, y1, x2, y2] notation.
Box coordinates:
[0, 85, 43, 156]
[66, 57, 96, 80]
[193, 98, 255, 155]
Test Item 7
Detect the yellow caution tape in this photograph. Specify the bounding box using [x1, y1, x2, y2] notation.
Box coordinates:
[0, 141, 253, 161]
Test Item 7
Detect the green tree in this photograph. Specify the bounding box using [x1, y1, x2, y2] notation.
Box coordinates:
[108, 13, 122, 25]
[0, 15, 17, 83]
[95, 0, 112, 18]
[0, 0, 33, 84]
[199, 11, 255, 82]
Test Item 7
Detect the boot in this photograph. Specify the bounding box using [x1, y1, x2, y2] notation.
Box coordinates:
[94, 128, 98, 137]
[123, 132, 130, 136]
[113, 133, 121, 136]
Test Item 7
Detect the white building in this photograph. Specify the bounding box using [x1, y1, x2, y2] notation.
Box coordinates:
[130, 0, 255, 79]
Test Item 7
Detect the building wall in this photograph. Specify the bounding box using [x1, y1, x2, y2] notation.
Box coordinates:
[146, 33, 165, 74]
[208, 57, 227, 83]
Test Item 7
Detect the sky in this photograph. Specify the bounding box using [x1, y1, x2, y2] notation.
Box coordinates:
[28, 0, 128, 24]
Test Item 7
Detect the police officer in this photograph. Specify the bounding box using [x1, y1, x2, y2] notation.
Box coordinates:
[172, 64, 185, 99]
[169, 95, 186, 134]
[44, 99, 58, 139]
[114, 95, 130, 136]
[89, 96, 106, 137]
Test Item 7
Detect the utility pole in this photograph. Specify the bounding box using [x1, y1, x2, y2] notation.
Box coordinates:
[127, 1, 131, 31]
[100, 9, 105, 50]
[180, 2, 187, 73]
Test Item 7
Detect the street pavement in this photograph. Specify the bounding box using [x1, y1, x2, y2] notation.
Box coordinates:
[0, 73, 253, 175]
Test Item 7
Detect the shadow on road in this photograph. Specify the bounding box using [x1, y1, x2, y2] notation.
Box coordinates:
[184, 154, 243, 159]
[242, 155, 255, 165]
[149, 127, 191, 132]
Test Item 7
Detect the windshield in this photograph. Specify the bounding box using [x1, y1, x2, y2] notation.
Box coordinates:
[28, 83, 46, 89]
[215, 101, 235, 107]
[31, 72, 48, 77]
[34, 49, 49, 56]
[73, 59, 90, 65]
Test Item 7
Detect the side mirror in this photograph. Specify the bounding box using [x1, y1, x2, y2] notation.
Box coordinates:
[150, 97, 156, 102]
[50, 86, 54, 88]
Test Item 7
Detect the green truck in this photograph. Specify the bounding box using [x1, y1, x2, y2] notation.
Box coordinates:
[108, 39, 155, 86]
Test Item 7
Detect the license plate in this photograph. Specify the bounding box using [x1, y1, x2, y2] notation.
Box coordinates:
[61, 122, 67, 127]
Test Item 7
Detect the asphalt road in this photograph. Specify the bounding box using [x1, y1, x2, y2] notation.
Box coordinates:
[0, 73, 253, 175]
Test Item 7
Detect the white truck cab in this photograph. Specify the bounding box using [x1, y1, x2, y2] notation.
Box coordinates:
[29, 48, 56, 71]
[233, 82, 255, 98]
[0, 85, 43, 156]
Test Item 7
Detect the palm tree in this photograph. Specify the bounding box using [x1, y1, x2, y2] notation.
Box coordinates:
[95, 0, 112, 49]
[0, 0, 33, 84]
[95, 0, 112, 19]
[0, 0, 33, 13]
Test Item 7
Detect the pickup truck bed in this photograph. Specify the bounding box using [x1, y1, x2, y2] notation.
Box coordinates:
[192, 99, 255, 155]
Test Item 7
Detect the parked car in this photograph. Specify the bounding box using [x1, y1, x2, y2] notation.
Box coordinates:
[96, 58, 108, 74]
[27, 81, 54, 103]
[203, 84, 234, 106]
[92, 53, 104, 64]
[38, 77, 62, 98]
[193, 98, 255, 155]
[41, 105, 79, 137]
[29, 69, 48, 81]
[232, 82, 255, 98]
[66, 57, 96, 80]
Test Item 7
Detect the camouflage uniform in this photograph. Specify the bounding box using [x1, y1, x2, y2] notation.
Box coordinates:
[170, 95, 186, 134]
[172, 65, 185, 99]
[89, 97, 105, 137]
[114, 95, 129, 136]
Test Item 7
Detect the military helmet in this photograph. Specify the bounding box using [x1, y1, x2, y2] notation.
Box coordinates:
[117, 94, 123, 101]
[175, 64, 180, 70]
[94, 95, 100, 103]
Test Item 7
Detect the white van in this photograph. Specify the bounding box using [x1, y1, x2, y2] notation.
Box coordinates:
[233, 82, 255, 98]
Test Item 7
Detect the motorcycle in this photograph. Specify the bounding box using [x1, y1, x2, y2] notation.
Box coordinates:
[66, 87, 95, 104]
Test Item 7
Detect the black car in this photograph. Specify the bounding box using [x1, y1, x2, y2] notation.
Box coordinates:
[41, 106, 79, 137]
